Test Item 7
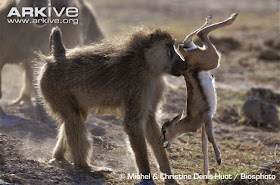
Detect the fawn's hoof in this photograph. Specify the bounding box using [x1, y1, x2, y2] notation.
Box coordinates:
[217, 159, 222, 165]
[230, 13, 238, 20]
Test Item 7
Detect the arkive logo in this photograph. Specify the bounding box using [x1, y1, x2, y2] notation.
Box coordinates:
[7, 6, 79, 18]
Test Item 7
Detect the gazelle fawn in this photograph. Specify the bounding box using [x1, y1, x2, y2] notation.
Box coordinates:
[159, 13, 238, 183]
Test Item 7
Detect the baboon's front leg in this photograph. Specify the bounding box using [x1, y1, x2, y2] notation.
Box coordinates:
[10, 65, 33, 106]
[123, 115, 151, 179]
[146, 116, 178, 185]
[204, 115, 221, 165]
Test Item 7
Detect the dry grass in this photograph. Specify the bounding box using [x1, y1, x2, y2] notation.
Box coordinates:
[103, 135, 280, 184]
[86, 3, 280, 183]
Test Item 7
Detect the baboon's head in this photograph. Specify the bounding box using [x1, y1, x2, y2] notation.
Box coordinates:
[158, 113, 182, 148]
[143, 29, 187, 76]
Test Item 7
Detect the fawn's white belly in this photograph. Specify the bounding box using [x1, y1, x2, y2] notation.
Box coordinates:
[198, 71, 217, 117]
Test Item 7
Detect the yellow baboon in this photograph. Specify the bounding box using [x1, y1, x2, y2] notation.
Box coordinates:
[35, 26, 186, 184]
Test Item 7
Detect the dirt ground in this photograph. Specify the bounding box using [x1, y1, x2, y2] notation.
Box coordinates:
[0, 0, 280, 185]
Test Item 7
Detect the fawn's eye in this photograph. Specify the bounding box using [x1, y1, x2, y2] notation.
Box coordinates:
[162, 130, 166, 135]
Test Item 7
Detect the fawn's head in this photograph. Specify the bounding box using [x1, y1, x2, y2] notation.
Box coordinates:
[158, 113, 183, 148]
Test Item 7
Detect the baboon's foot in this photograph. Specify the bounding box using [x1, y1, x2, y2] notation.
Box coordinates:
[135, 180, 155, 185]
[48, 157, 66, 164]
[8, 95, 32, 107]
[48, 158, 68, 167]
[75, 163, 112, 174]
[53, 152, 66, 162]
[48, 158, 74, 169]
[165, 179, 180, 185]
[92, 166, 112, 173]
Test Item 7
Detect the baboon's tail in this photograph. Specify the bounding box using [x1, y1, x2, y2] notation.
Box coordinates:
[49, 26, 66, 58]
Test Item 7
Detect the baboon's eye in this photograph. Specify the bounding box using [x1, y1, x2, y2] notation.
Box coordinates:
[167, 48, 174, 59]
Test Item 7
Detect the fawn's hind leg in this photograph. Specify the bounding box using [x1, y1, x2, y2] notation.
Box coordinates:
[204, 114, 221, 165]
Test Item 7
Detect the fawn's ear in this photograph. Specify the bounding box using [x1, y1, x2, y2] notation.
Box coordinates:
[162, 120, 172, 128]
[170, 112, 183, 125]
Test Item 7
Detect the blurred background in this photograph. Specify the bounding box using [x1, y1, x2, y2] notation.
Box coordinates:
[92, 0, 279, 38]
[0, 0, 280, 184]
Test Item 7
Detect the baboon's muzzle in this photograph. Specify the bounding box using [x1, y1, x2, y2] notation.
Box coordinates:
[170, 57, 188, 76]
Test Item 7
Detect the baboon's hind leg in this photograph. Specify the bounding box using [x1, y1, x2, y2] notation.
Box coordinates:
[204, 114, 221, 165]
[64, 111, 91, 170]
[52, 124, 67, 161]
[53, 98, 92, 170]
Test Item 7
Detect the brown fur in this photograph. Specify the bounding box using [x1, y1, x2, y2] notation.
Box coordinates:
[35, 27, 186, 184]
[0, 0, 103, 105]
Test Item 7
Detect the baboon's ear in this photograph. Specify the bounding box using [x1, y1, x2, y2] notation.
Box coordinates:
[148, 34, 154, 42]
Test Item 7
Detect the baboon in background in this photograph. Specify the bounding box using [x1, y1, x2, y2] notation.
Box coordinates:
[35, 27, 187, 184]
[0, 0, 103, 105]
